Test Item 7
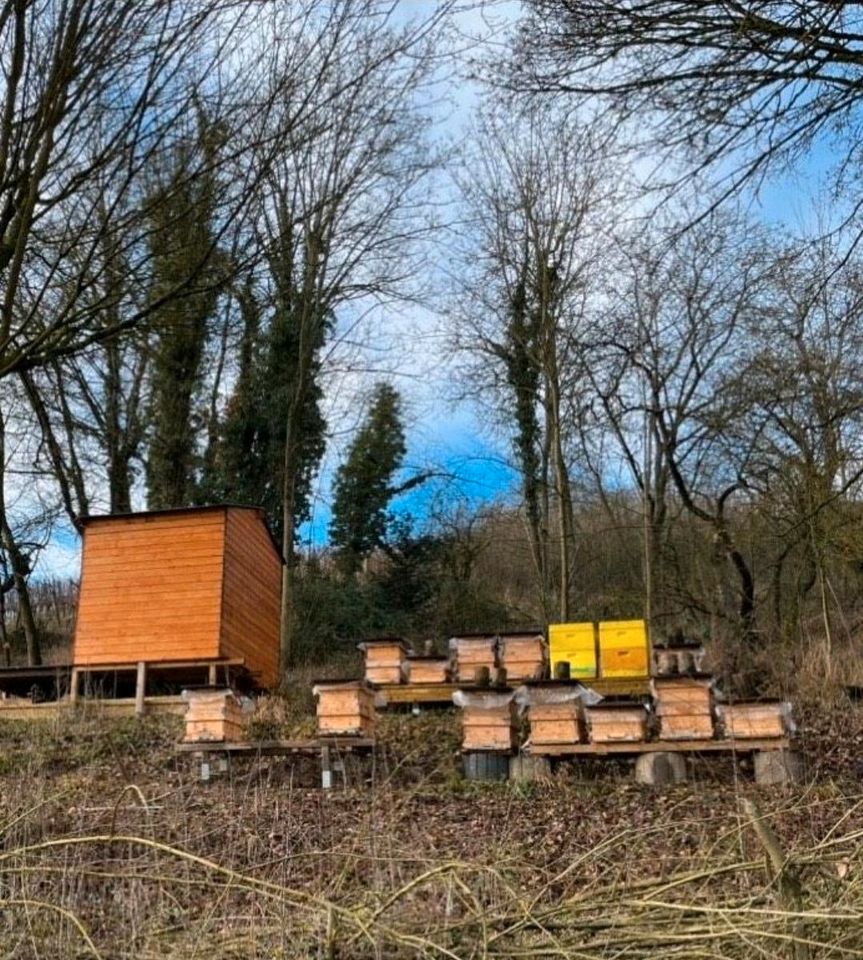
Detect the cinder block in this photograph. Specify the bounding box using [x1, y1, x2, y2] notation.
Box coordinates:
[634, 751, 687, 785]
[754, 749, 803, 785]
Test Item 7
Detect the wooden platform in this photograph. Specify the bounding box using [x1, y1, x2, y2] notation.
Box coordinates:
[526, 737, 791, 757]
[0, 695, 187, 721]
[377, 677, 651, 706]
[175, 737, 376, 788]
[174, 737, 375, 756]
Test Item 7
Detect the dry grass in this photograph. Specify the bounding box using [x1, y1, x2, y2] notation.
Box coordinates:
[3, 638, 863, 957]
[1, 697, 863, 958]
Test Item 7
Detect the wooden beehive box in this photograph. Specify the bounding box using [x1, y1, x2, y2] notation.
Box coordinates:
[406, 656, 450, 684]
[530, 701, 583, 746]
[455, 690, 518, 751]
[585, 702, 649, 743]
[359, 638, 410, 685]
[499, 632, 547, 682]
[653, 675, 715, 740]
[182, 688, 247, 743]
[451, 634, 498, 683]
[73, 506, 282, 689]
[314, 681, 376, 738]
[598, 620, 650, 678]
[716, 701, 790, 740]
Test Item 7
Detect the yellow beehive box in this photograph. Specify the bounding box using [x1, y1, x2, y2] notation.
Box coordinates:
[598, 620, 650, 678]
[358, 638, 410, 686]
[548, 622, 597, 679]
[314, 681, 376, 738]
[499, 632, 547, 681]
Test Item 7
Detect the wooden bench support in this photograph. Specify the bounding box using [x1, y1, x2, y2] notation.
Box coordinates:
[135, 661, 147, 716]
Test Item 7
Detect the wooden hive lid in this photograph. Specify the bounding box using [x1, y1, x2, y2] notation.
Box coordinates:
[312, 678, 374, 693]
[357, 637, 411, 653]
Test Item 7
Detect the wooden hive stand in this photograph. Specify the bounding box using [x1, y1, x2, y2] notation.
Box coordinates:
[314, 680, 376, 738]
[358, 638, 410, 686]
[652, 675, 715, 740]
[451, 634, 498, 683]
[498, 632, 548, 682]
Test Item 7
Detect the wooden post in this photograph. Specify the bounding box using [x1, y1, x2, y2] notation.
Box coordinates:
[134, 661, 146, 716]
[208, 663, 217, 687]
[69, 668, 79, 705]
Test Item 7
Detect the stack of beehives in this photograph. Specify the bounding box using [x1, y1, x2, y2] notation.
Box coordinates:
[652, 675, 715, 740]
[358, 639, 409, 685]
[357, 632, 549, 688]
[450, 634, 499, 683]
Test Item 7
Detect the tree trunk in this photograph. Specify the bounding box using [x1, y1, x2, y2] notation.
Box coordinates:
[0, 410, 40, 665]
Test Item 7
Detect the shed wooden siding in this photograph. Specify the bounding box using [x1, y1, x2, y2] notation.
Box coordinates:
[74, 511, 226, 665]
[221, 508, 281, 689]
[73, 507, 283, 689]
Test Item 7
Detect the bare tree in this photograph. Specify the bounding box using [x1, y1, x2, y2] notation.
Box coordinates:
[586, 208, 775, 662]
[731, 239, 863, 654]
[509, 2, 863, 220]
[452, 105, 620, 622]
[214, 1, 452, 671]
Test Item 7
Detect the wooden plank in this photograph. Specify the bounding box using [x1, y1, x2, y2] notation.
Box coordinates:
[0, 695, 187, 721]
[527, 737, 791, 757]
[376, 677, 651, 707]
[174, 737, 375, 756]
[71, 657, 245, 672]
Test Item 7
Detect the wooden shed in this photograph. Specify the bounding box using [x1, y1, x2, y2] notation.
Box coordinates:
[73, 506, 283, 690]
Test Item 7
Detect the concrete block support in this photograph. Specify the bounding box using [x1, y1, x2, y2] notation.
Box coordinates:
[509, 754, 552, 783]
[634, 751, 687, 785]
[754, 749, 803, 785]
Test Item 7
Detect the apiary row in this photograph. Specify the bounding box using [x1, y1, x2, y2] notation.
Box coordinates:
[360, 621, 661, 688]
[456, 676, 794, 753]
[359, 633, 548, 685]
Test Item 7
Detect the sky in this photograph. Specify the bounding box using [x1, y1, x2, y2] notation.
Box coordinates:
[25, 0, 844, 579]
